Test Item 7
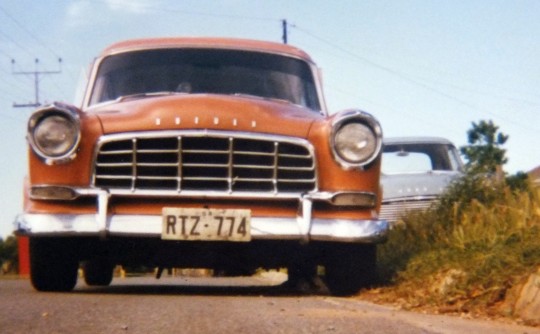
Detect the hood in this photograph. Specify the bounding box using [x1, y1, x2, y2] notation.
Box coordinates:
[381, 171, 461, 201]
[88, 94, 322, 138]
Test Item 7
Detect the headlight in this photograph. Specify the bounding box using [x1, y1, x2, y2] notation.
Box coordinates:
[33, 115, 78, 156]
[28, 103, 81, 165]
[331, 110, 382, 169]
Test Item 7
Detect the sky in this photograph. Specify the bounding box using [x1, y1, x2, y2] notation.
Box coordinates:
[0, 0, 539, 238]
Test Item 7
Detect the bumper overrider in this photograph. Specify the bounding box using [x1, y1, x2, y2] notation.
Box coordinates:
[16, 187, 388, 244]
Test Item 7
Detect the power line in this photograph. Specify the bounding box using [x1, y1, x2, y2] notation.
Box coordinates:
[407, 72, 540, 106]
[0, 30, 35, 59]
[11, 58, 62, 108]
[0, 6, 63, 60]
[0, 59, 33, 100]
[85, 0, 279, 22]
[0, 48, 13, 60]
[291, 24, 538, 133]
[0, 5, 76, 86]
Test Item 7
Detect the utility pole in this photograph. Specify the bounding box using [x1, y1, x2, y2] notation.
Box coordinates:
[12, 58, 62, 108]
[282, 19, 288, 44]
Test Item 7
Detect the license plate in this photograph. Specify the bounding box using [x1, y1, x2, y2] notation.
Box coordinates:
[162, 207, 251, 242]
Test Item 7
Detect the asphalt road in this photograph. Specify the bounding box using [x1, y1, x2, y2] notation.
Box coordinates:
[1, 274, 538, 334]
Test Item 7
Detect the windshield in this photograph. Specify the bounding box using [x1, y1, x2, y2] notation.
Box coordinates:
[88, 48, 321, 110]
[382, 143, 463, 174]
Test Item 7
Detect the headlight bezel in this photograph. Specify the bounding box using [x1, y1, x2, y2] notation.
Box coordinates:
[330, 109, 383, 170]
[27, 103, 81, 165]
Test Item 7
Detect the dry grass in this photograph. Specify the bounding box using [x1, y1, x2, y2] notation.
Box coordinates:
[372, 178, 540, 319]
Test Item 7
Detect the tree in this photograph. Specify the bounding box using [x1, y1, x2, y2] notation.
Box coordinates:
[460, 120, 508, 175]
[459, 119, 528, 192]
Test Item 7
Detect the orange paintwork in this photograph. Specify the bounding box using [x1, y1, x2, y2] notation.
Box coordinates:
[91, 94, 322, 136]
[100, 37, 315, 64]
[308, 117, 382, 192]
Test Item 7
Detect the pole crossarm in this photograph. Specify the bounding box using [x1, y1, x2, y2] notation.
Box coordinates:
[12, 58, 62, 108]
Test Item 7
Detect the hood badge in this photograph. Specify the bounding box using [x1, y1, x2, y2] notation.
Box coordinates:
[153, 116, 257, 128]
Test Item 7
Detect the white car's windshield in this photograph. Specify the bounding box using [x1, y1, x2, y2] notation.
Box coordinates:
[382, 143, 463, 174]
[89, 48, 321, 110]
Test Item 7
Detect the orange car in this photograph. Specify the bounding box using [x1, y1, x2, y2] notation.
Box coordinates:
[16, 37, 387, 295]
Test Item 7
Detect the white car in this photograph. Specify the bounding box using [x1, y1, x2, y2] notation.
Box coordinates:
[380, 137, 463, 224]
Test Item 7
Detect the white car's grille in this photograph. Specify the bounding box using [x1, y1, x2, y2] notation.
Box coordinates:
[93, 132, 317, 195]
[379, 199, 435, 223]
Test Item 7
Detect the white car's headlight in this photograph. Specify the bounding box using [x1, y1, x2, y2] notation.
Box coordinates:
[331, 110, 382, 169]
[28, 104, 81, 165]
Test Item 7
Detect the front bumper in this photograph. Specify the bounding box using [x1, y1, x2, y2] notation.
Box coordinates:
[16, 213, 387, 243]
[16, 189, 388, 244]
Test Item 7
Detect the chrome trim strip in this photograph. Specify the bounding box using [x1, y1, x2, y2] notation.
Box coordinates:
[15, 213, 388, 244]
[27, 103, 82, 165]
[97, 190, 110, 238]
[330, 109, 383, 170]
[29, 185, 377, 208]
[298, 198, 313, 243]
[94, 189, 306, 199]
[94, 130, 316, 153]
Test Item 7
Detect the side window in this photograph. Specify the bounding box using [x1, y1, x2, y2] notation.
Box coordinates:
[74, 66, 90, 107]
[447, 146, 464, 172]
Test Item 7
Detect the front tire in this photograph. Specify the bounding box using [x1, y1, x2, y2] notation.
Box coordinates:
[82, 259, 114, 286]
[287, 260, 317, 285]
[323, 244, 376, 296]
[29, 238, 79, 292]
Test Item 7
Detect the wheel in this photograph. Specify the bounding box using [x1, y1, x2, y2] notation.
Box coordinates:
[284, 253, 319, 292]
[29, 238, 79, 292]
[323, 244, 377, 296]
[82, 259, 114, 286]
[287, 261, 317, 284]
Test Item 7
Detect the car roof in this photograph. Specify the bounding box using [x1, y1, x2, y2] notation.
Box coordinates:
[383, 136, 455, 146]
[99, 37, 315, 64]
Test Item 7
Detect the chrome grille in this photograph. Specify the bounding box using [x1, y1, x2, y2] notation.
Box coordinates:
[93, 132, 317, 194]
[379, 199, 435, 223]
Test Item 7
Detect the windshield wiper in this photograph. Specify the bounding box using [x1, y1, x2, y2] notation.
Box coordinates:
[116, 91, 187, 102]
[232, 93, 292, 105]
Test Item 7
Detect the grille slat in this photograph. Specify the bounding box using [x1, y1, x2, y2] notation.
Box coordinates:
[136, 163, 178, 167]
[99, 150, 133, 155]
[93, 133, 316, 194]
[96, 163, 133, 167]
[138, 176, 178, 180]
[380, 199, 435, 223]
[183, 163, 229, 168]
[96, 175, 133, 180]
